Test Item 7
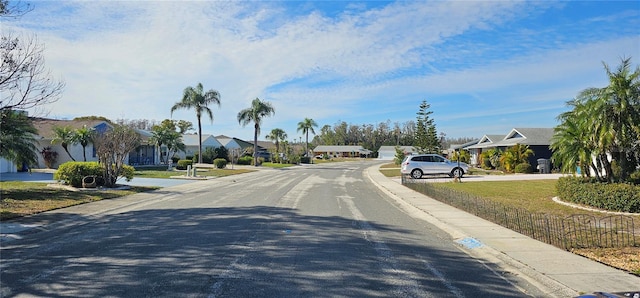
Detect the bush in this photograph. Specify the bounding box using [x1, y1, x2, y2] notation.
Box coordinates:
[176, 160, 193, 170]
[514, 163, 532, 174]
[300, 156, 311, 164]
[237, 156, 253, 165]
[54, 162, 104, 187]
[556, 177, 640, 213]
[482, 158, 492, 169]
[119, 164, 135, 182]
[171, 156, 180, 164]
[213, 158, 227, 169]
[630, 170, 640, 185]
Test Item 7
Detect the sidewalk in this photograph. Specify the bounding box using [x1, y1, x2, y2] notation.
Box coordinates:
[365, 165, 640, 297]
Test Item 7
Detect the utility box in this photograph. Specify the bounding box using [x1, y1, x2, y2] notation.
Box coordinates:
[537, 158, 551, 174]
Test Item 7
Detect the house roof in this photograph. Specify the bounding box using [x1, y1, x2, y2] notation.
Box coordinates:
[31, 118, 112, 140]
[493, 128, 554, 147]
[246, 140, 275, 151]
[467, 134, 506, 149]
[181, 134, 222, 147]
[449, 140, 479, 150]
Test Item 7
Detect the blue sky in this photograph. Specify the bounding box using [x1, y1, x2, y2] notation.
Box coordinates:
[7, 1, 640, 142]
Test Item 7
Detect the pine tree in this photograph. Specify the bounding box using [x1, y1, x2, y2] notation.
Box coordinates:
[414, 100, 440, 154]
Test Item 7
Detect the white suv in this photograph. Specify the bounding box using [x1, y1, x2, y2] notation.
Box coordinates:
[401, 154, 469, 179]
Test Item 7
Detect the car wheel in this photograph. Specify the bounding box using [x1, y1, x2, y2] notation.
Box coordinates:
[411, 169, 423, 179]
[451, 168, 464, 178]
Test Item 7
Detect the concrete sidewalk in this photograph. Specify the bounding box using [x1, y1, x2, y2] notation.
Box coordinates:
[365, 165, 640, 297]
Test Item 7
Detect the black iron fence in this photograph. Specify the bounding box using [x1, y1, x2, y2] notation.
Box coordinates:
[402, 177, 638, 249]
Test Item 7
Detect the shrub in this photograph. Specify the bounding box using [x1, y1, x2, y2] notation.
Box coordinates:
[119, 164, 135, 182]
[514, 163, 532, 174]
[237, 156, 253, 165]
[171, 156, 180, 164]
[300, 156, 311, 164]
[556, 177, 640, 213]
[482, 158, 492, 169]
[213, 158, 227, 169]
[629, 170, 640, 185]
[176, 160, 193, 170]
[54, 161, 104, 187]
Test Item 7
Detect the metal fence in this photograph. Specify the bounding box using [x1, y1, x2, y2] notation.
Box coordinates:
[402, 177, 638, 249]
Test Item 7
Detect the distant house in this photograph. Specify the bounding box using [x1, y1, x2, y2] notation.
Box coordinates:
[313, 145, 372, 158]
[377, 146, 416, 160]
[176, 134, 222, 159]
[247, 140, 275, 152]
[129, 129, 159, 165]
[30, 118, 113, 169]
[467, 128, 554, 167]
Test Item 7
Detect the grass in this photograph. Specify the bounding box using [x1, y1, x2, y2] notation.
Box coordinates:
[1, 167, 255, 220]
[134, 168, 254, 178]
[1, 181, 159, 220]
[390, 167, 640, 275]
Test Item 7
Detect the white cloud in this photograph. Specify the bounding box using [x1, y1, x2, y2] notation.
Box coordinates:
[7, 1, 639, 140]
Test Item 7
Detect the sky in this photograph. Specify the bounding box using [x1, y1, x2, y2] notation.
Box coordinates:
[6, 0, 640, 142]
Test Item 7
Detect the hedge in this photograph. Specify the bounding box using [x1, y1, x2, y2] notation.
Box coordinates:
[213, 158, 227, 169]
[556, 177, 640, 213]
[514, 163, 532, 174]
[176, 160, 193, 170]
[54, 162, 104, 187]
[237, 156, 253, 165]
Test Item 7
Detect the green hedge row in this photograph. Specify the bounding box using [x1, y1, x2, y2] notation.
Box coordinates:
[176, 160, 193, 170]
[556, 177, 640, 213]
[54, 162, 104, 187]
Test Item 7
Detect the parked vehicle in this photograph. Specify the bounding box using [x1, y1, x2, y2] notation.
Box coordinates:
[400, 154, 469, 179]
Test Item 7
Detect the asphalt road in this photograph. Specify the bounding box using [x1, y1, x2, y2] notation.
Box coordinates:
[0, 161, 546, 297]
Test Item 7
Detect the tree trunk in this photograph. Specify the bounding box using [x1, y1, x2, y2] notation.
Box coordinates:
[254, 123, 259, 166]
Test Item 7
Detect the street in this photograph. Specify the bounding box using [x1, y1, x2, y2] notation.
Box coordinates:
[0, 161, 544, 297]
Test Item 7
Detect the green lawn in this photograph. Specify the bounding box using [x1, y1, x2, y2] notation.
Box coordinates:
[134, 168, 254, 178]
[0, 181, 159, 220]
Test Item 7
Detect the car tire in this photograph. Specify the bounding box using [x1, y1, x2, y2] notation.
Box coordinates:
[411, 169, 423, 179]
[451, 168, 464, 178]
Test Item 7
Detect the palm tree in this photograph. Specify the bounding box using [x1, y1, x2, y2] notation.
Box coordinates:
[600, 58, 640, 181]
[171, 83, 221, 164]
[237, 98, 275, 166]
[51, 126, 76, 161]
[266, 128, 287, 163]
[73, 125, 95, 161]
[0, 109, 39, 167]
[297, 118, 318, 156]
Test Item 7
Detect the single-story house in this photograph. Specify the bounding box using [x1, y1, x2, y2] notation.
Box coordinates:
[377, 146, 417, 160]
[175, 134, 222, 160]
[467, 128, 554, 168]
[30, 118, 113, 169]
[313, 145, 372, 158]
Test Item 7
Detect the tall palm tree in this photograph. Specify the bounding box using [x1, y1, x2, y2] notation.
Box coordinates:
[237, 98, 275, 166]
[266, 128, 287, 163]
[297, 118, 318, 156]
[171, 83, 221, 163]
[51, 126, 76, 161]
[0, 109, 38, 167]
[73, 125, 95, 161]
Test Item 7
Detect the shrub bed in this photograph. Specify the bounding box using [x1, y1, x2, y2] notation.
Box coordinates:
[176, 160, 193, 170]
[237, 156, 253, 165]
[54, 162, 104, 187]
[556, 177, 640, 213]
[213, 158, 227, 169]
